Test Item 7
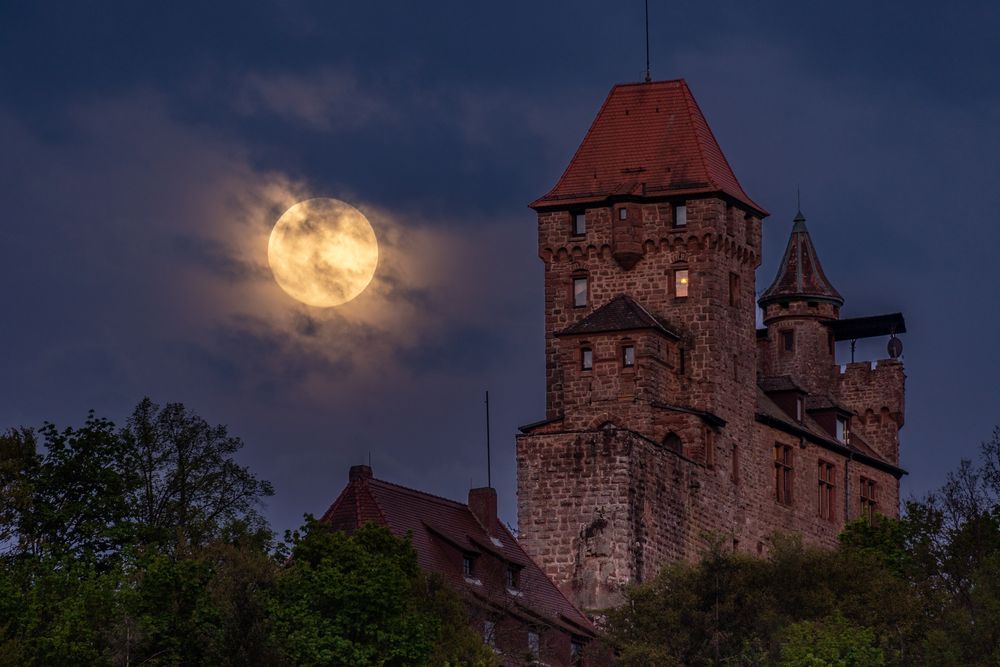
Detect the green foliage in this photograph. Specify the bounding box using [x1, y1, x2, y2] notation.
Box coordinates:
[777, 612, 885, 667]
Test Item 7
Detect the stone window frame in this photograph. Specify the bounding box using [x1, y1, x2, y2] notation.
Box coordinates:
[672, 202, 687, 228]
[671, 263, 690, 299]
[774, 443, 794, 505]
[571, 272, 589, 308]
[663, 432, 682, 454]
[617, 206, 629, 221]
[462, 553, 476, 578]
[621, 341, 636, 369]
[818, 460, 836, 521]
[527, 629, 541, 660]
[571, 209, 587, 237]
[860, 476, 878, 521]
[780, 329, 794, 353]
[580, 345, 593, 371]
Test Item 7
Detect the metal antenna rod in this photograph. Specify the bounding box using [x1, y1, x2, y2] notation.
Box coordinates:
[485, 391, 492, 488]
[644, 0, 652, 82]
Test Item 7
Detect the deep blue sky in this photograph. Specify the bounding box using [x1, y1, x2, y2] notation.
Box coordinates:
[2, 1, 997, 533]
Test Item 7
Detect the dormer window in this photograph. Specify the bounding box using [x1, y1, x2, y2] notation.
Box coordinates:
[573, 276, 588, 307]
[463, 554, 475, 578]
[581, 347, 593, 371]
[506, 565, 521, 590]
[836, 416, 848, 443]
[673, 203, 687, 228]
[572, 211, 587, 236]
[622, 345, 635, 368]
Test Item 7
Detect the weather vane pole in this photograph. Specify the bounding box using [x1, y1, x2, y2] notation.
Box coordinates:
[644, 0, 652, 82]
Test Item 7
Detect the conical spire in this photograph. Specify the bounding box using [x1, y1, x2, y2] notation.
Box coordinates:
[759, 210, 843, 307]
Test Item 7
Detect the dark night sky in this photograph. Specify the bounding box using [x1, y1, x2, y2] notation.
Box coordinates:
[2, 1, 998, 533]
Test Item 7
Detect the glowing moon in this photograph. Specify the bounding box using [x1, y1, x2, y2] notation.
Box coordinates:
[267, 198, 379, 307]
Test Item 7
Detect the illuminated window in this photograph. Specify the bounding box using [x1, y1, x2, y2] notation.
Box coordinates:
[836, 416, 848, 443]
[818, 461, 836, 520]
[860, 477, 877, 521]
[581, 347, 593, 371]
[572, 211, 586, 236]
[774, 444, 793, 504]
[573, 277, 587, 307]
[675, 269, 689, 298]
[622, 345, 635, 368]
[673, 203, 687, 227]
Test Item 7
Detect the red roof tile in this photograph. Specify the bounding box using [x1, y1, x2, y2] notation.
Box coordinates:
[319, 474, 596, 636]
[759, 211, 843, 307]
[531, 79, 766, 215]
[555, 294, 680, 338]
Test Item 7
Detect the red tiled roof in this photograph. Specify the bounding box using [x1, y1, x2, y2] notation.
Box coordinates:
[319, 474, 596, 636]
[555, 294, 680, 339]
[759, 211, 843, 307]
[531, 79, 766, 215]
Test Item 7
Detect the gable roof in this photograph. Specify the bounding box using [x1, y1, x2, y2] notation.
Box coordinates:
[320, 471, 596, 636]
[556, 294, 680, 339]
[531, 79, 766, 216]
[759, 211, 843, 307]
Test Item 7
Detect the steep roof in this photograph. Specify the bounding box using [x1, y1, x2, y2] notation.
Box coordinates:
[531, 79, 766, 215]
[759, 211, 843, 307]
[555, 294, 680, 338]
[320, 471, 596, 636]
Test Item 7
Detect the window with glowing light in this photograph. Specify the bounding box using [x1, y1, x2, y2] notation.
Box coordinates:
[675, 269, 689, 298]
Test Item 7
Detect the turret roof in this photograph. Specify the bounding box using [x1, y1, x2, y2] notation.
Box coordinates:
[530, 79, 767, 216]
[759, 211, 843, 307]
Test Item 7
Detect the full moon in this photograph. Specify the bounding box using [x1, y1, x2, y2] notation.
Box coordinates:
[267, 198, 379, 308]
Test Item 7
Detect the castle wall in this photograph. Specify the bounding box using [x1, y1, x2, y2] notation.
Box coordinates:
[836, 360, 905, 465]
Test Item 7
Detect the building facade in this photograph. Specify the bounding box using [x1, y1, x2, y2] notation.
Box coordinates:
[516, 79, 906, 612]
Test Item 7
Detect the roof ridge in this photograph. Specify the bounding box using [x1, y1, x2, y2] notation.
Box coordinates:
[368, 477, 471, 510]
[680, 80, 718, 192]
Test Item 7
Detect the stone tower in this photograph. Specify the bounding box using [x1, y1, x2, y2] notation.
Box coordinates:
[516, 80, 767, 610]
[516, 79, 908, 614]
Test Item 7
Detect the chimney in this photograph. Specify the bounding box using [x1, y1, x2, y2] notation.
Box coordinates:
[468, 487, 497, 532]
[349, 464, 373, 482]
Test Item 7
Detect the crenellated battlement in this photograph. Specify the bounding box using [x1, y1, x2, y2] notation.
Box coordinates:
[836, 359, 905, 463]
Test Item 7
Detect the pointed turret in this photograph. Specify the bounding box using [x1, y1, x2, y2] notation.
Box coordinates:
[759, 211, 843, 308]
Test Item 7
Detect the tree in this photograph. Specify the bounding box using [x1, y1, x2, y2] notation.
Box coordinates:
[268, 518, 495, 667]
[777, 612, 885, 667]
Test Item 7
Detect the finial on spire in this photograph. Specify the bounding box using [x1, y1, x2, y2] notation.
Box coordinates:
[793, 186, 806, 227]
[644, 0, 652, 83]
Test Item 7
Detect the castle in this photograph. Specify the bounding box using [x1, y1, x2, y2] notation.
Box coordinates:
[515, 79, 907, 612]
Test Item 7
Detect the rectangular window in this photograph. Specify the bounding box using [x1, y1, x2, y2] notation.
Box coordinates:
[462, 555, 474, 578]
[572, 211, 586, 236]
[704, 427, 715, 468]
[860, 477, 878, 520]
[729, 272, 740, 306]
[571, 639, 585, 665]
[796, 397, 803, 422]
[622, 345, 635, 368]
[675, 269, 689, 298]
[818, 461, 836, 521]
[781, 329, 794, 352]
[506, 566, 521, 590]
[774, 444, 793, 504]
[483, 620, 496, 648]
[528, 631, 540, 659]
[673, 203, 687, 227]
[836, 416, 847, 443]
[618, 207, 628, 220]
[573, 277, 587, 307]
[581, 347, 593, 371]
[725, 204, 735, 235]
[679, 348, 686, 375]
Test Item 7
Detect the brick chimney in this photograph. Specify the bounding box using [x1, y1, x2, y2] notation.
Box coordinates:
[349, 464, 373, 481]
[468, 487, 497, 532]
